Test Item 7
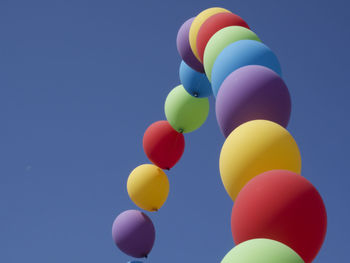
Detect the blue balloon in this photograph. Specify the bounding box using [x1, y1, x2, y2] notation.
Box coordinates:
[211, 40, 282, 97]
[179, 61, 212, 98]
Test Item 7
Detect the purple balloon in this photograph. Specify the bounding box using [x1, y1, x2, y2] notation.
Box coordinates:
[216, 65, 291, 137]
[176, 18, 204, 73]
[112, 210, 155, 258]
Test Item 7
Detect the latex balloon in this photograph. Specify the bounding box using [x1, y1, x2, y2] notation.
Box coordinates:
[179, 61, 212, 97]
[164, 85, 209, 133]
[232, 170, 327, 263]
[221, 239, 304, 263]
[112, 210, 155, 258]
[177, 18, 204, 73]
[196, 12, 249, 62]
[143, 120, 185, 169]
[211, 40, 281, 96]
[189, 7, 231, 60]
[127, 164, 169, 211]
[219, 120, 301, 200]
[203, 27, 261, 81]
[216, 65, 291, 137]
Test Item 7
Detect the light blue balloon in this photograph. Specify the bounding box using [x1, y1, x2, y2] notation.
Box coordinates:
[179, 60, 212, 98]
[211, 40, 282, 97]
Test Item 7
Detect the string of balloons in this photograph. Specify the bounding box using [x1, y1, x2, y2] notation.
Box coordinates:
[111, 7, 327, 263]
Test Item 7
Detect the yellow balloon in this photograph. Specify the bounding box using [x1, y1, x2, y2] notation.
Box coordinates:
[189, 7, 231, 60]
[219, 120, 301, 201]
[127, 164, 169, 212]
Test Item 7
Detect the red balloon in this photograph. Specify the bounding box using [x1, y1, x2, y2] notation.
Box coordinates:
[196, 12, 249, 62]
[231, 170, 327, 263]
[143, 121, 185, 170]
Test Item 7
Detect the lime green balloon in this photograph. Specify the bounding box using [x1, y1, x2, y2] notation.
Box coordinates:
[203, 26, 261, 81]
[164, 85, 209, 133]
[221, 239, 304, 263]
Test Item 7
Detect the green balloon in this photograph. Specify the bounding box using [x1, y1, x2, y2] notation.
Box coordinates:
[164, 85, 209, 133]
[221, 239, 304, 263]
[203, 26, 261, 81]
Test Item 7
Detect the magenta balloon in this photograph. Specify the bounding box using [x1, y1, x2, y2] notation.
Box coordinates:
[216, 65, 291, 137]
[112, 210, 155, 258]
[176, 18, 204, 73]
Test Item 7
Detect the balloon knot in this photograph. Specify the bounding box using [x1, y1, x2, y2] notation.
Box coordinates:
[178, 128, 184, 133]
[193, 92, 199, 97]
[144, 254, 148, 258]
[151, 208, 158, 212]
[165, 167, 170, 171]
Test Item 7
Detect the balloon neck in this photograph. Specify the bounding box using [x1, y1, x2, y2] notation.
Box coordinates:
[165, 167, 170, 171]
[151, 208, 158, 212]
[193, 92, 199, 97]
[144, 254, 148, 258]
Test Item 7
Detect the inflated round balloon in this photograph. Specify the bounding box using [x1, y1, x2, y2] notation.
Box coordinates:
[216, 65, 291, 137]
[219, 120, 301, 200]
[164, 85, 209, 133]
[189, 7, 231, 60]
[143, 120, 185, 170]
[196, 12, 249, 62]
[127, 164, 169, 211]
[211, 40, 281, 96]
[177, 18, 204, 73]
[203, 27, 261, 81]
[112, 210, 155, 258]
[179, 61, 212, 97]
[232, 170, 327, 263]
[221, 239, 304, 263]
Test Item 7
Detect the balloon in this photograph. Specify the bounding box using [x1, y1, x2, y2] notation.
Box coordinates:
[112, 210, 155, 258]
[127, 164, 169, 211]
[219, 120, 301, 200]
[216, 65, 291, 137]
[179, 61, 212, 97]
[177, 18, 204, 73]
[203, 27, 261, 81]
[221, 239, 304, 263]
[143, 120, 185, 169]
[232, 170, 327, 263]
[164, 85, 209, 133]
[211, 40, 281, 96]
[196, 12, 249, 62]
[189, 7, 231, 60]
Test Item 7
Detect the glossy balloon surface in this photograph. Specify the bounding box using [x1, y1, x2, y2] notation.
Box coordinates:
[127, 164, 169, 211]
[221, 239, 304, 263]
[143, 120, 185, 169]
[211, 40, 281, 96]
[216, 65, 291, 137]
[165, 85, 209, 133]
[180, 61, 212, 97]
[219, 120, 301, 200]
[232, 170, 327, 263]
[112, 210, 155, 258]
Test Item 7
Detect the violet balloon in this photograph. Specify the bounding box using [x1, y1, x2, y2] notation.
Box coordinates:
[216, 65, 291, 137]
[176, 18, 204, 73]
[112, 210, 155, 258]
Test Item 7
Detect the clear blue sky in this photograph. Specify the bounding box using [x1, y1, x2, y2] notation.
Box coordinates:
[0, 0, 348, 262]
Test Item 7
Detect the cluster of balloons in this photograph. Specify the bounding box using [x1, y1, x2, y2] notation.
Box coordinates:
[111, 7, 327, 263]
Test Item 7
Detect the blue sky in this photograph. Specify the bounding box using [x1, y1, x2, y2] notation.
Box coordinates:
[0, 0, 349, 262]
